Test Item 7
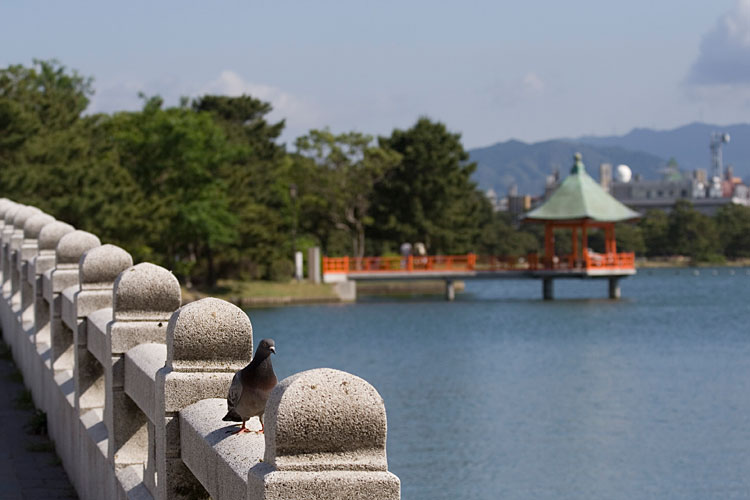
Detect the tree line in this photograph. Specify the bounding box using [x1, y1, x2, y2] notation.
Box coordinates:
[1, 61, 748, 288]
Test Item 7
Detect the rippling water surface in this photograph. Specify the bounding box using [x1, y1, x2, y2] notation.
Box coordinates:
[248, 269, 750, 499]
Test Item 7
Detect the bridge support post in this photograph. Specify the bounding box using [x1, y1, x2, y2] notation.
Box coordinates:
[445, 280, 455, 301]
[608, 277, 621, 299]
[543, 278, 554, 300]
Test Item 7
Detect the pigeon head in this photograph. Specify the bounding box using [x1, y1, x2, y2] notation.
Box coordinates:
[257, 338, 276, 356]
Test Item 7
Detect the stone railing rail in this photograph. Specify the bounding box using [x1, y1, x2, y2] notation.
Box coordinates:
[0, 199, 400, 500]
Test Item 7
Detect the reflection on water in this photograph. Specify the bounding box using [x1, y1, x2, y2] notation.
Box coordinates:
[249, 269, 750, 500]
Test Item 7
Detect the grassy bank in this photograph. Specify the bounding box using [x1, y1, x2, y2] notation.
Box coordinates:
[184, 278, 464, 307]
[183, 279, 339, 307]
[637, 257, 750, 268]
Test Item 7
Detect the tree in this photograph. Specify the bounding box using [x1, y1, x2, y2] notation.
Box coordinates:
[372, 117, 481, 254]
[477, 208, 540, 256]
[294, 129, 400, 258]
[0, 60, 94, 213]
[715, 204, 750, 258]
[193, 95, 293, 280]
[108, 96, 238, 286]
[639, 210, 670, 257]
[666, 200, 720, 261]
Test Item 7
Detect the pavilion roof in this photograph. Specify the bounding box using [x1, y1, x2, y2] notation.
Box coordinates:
[524, 153, 641, 223]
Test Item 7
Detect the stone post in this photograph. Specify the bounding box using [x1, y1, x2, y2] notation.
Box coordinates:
[156, 297, 253, 500]
[29, 221, 74, 410]
[20, 213, 56, 326]
[16, 213, 55, 391]
[32, 221, 75, 349]
[107, 262, 181, 473]
[0, 199, 17, 284]
[307, 246, 321, 284]
[70, 245, 134, 415]
[47, 230, 101, 372]
[1, 203, 22, 300]
[8, 206, 42, 312]
[248, 368, 401, 499]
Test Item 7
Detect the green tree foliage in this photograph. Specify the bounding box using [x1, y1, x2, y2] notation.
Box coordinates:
[666, 200, 721, 261]
[715, 204, 750, 259]
[372, 117, 482, 253]
[294, 129, 401, 258]
[192, 95, 293, 280]
[107, 96, 238, 285]
[0, 60, 94, 216]
[639, 210, 670, 257]
[476, 209, 539, 255]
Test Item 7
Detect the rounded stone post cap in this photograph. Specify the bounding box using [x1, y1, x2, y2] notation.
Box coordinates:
[0, 199, 17, 219]
[55, 230, 101, 266]
[113, 262, 181, 321]
[80, 244, 133, 290]
[38, 222, 75, 251]
[12, 206, 42, 229]
[166, 297, 252, 372]
[23, 214, 56, 240]
[265, 368, 388, 472]
[3, 204, 23, 225]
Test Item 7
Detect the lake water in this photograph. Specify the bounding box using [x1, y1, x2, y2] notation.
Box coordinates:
[248, 269, 750, 499]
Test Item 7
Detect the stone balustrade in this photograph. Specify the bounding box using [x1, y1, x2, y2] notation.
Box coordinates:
[0, 199, 400, 500]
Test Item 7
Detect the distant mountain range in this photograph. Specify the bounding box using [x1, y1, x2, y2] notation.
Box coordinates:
[469, 122, 750, 196]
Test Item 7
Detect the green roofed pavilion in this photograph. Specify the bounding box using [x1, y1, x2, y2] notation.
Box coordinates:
[525, 153, 640, 222]
[522, 153, 639, 278]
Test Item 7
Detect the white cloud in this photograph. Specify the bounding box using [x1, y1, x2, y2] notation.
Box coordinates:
[522, 72, 545, 93]
[199, 70, 320, 132]
[687, 0, 750, 85]
[488, 71, 547, 109]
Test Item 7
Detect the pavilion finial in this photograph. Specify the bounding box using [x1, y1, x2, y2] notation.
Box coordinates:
[571, 152, 585, 174]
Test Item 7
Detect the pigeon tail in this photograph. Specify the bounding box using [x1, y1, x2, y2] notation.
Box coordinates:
[223, 409, 243, 422]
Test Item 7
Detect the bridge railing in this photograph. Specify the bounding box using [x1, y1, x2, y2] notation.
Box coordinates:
[0, 198, 400, 500]
[323, 251, 635, 275]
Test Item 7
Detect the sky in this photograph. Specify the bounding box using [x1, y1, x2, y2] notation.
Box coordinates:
[2, 0, 749, 148]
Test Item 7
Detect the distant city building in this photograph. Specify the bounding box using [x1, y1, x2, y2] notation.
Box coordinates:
[606, 164, 749, 216]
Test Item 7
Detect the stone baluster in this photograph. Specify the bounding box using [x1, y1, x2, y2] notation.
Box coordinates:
[47, 230, 101, 372]
[1, 202, 22, 300]
[248, 368, 401, 499]
[16, 213, 56, 390]
[108, 263, 181, 484]
[20, 213, 56, 326]
[8, 206, 42, 311]
[67, 245, 134, 415]
[43, 230, 101, 481]
[0, 198, 16, 284]
[29, 221, 74, 410]
[156, 297, 252, 500]
[32, 221, 75, 351]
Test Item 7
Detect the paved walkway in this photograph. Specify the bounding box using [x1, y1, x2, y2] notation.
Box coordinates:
[0, 340, 77, 499]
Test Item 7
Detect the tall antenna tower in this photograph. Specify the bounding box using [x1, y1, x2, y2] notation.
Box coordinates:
[710, 132, 730, 180]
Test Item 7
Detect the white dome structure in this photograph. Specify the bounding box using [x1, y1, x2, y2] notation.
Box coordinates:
[615, 164, 632, 183]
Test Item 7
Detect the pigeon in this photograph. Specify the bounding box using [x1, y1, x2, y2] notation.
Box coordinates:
[223, 338, 277, 434]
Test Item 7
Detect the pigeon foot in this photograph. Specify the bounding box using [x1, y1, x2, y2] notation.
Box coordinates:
[231, 427, 252, 435]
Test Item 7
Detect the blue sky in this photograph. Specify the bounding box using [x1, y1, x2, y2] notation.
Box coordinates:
[2, 1, 748, 148]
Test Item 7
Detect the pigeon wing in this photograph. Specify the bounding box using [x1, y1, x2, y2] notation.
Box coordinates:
[226, 371, 243, 411]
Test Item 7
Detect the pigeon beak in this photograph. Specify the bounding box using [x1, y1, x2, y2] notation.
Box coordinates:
[269, 346, 276, 354]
